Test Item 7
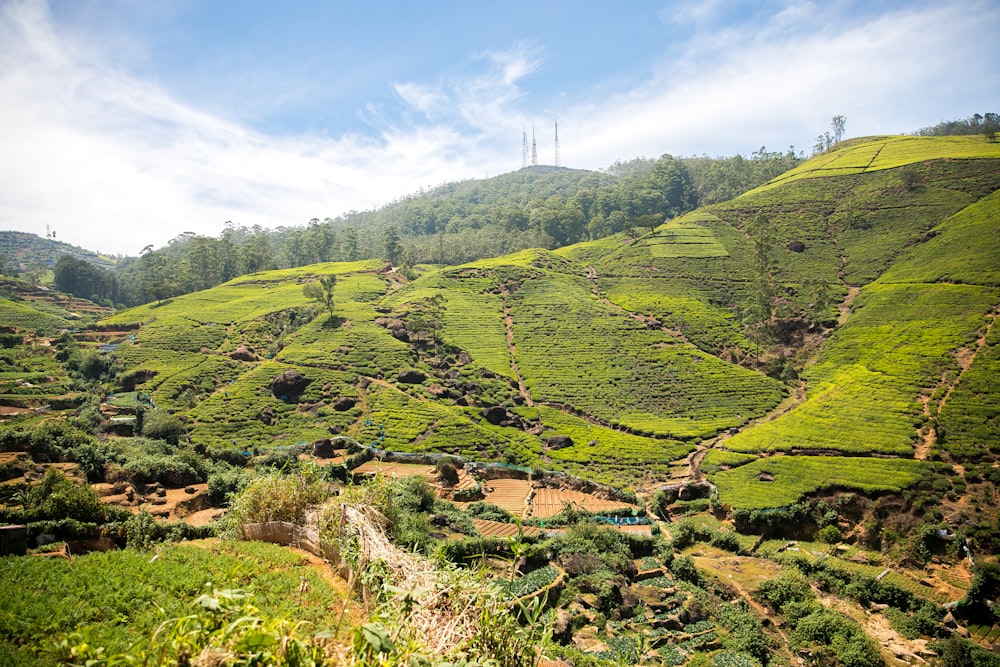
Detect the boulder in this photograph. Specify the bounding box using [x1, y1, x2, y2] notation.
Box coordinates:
[270, 369, 312, 401]
[552, 609, 573, 645]
[545, 435, 574, 450]
[333, 396, 357, 411]
[482, 406, 510, 425]
[228, 345, 258, 362]
[312, 439, 337, 458]
[787, 240, 806, 252]
[259, 406, 276, 425]
[397, 369, 426, 384]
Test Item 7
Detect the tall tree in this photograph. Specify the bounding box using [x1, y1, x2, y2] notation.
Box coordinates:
[831, 115, 846, 144]
[303, 274, 336, 317]
[383, 226, 403, 266]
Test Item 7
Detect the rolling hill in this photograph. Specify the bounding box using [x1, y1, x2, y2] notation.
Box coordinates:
[85, 134, 1000, 505]
[3, 133, 1000, 667]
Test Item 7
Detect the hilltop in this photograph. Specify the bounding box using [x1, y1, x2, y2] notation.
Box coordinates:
[2, 134, 1000, 666]
[0, 230, 117, 276]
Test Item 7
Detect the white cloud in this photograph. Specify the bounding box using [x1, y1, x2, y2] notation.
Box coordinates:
[559, 1, 999, 165]
[0, 0, 995, 256]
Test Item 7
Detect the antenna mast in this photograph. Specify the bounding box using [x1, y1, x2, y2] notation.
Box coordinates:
[554, 120, 560, 167]
[531, 125, 537, 166]
[521, 126, 528, 168]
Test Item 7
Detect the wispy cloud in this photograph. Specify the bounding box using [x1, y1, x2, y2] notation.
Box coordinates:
[0, 0, 995, 256]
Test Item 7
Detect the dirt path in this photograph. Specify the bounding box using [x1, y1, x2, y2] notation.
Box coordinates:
[915, 307, 998, 460]
[501, 301, 535, 407]
[838, 286, 861, 326]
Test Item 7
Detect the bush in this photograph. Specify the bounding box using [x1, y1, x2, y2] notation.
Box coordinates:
[226, 466, 333, 530]
[207, 466, 251, 503]
[818, 524, 842, 544]
[141, 410, 186, 445]
[670, 554, 701, 585]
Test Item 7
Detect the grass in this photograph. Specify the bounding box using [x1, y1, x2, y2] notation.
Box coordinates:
[711, 456, 929, 509]
[0, 540, 349, 665]
[0, 299, 71, 336]
[749, 135, 1000, 194]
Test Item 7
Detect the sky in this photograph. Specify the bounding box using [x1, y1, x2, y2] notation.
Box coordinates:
[0, 0, 997, 256]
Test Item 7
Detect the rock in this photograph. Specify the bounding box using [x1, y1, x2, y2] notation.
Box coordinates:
[552, 609, 573, 645]
[333, 396, 357, 411]
[312, 439, 337, 458]
[260, 406, 276, 425]
[184, 486, 196, 495]
[787, 240, 806, 252]
[397, 369, 426, 384]
[426, 383, 451, 397]
[483, 406, 510, 425]
[545, 435, 574, 450]
[270, 369, 312, 401]
[228, 345, 258, 362]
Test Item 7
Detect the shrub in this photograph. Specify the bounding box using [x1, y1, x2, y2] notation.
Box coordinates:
[225, 466, 333, 530]
[818, 524, 843, 544]
[670, 554, 701, 585]
[466, 502, 517, 523]
[141, 409, 186, 445]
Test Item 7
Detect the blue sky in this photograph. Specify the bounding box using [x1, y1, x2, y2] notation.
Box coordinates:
[1, 0, 997, 256]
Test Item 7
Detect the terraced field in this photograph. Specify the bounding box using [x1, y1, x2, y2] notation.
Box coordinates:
[65, 135, 1000, 509]
[529, 487, 635, 519]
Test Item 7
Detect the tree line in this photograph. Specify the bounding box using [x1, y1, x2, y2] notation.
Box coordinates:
[916, 112, 999, 140]
[42, 149, 804, 307]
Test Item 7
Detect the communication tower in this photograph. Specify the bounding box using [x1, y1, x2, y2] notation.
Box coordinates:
[554, 121, 560, 167]
[522, 126, 528, 168]
[531, 126, 538, 166]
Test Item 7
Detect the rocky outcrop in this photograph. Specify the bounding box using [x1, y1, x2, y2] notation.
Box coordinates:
[270, 369, 312, 402]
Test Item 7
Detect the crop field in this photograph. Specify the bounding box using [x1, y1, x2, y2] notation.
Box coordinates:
[699, 449, 758, 473]
[535, 406, 694, 464]
[880, 190, 1000, 287]
[505, 268, 785, 439]
[936, 320, 1000, 458]
[646, 213, 729, 258]
[599, 278, 751, 355]
[0, 540, 350, 665]
[725, 280, 997, 455]
[751, 136, 1000, 193]
[471, 518, 540, 538]
[0, 299, 71, 336]
[529, 487, 635, 518]
[479, 477, 533, 517]
[394, 269, 513, 378]
[711, 455, 929, 509]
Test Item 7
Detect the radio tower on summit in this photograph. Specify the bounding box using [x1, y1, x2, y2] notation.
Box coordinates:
[554, 121, 560, 167]
[531, 125, 538, 166]
[521, 127, 528, 168]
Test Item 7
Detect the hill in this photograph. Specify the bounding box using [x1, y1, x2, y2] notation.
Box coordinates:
[3, 134, 1000, 667]
[88, 135, 1000, 499]
[0, 230, 117, 276]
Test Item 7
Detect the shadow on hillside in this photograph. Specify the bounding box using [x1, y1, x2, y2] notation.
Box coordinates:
[321, 315, 345, 329]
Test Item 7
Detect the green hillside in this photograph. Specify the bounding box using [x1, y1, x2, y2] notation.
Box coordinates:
[80, 135, 1000, 502]
[3, 134, 1000, 667]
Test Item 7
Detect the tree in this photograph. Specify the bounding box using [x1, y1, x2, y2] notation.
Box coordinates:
[831, 115, 846, 144]
[383, 226, 403, 266]
[303, 274, 336, 317]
